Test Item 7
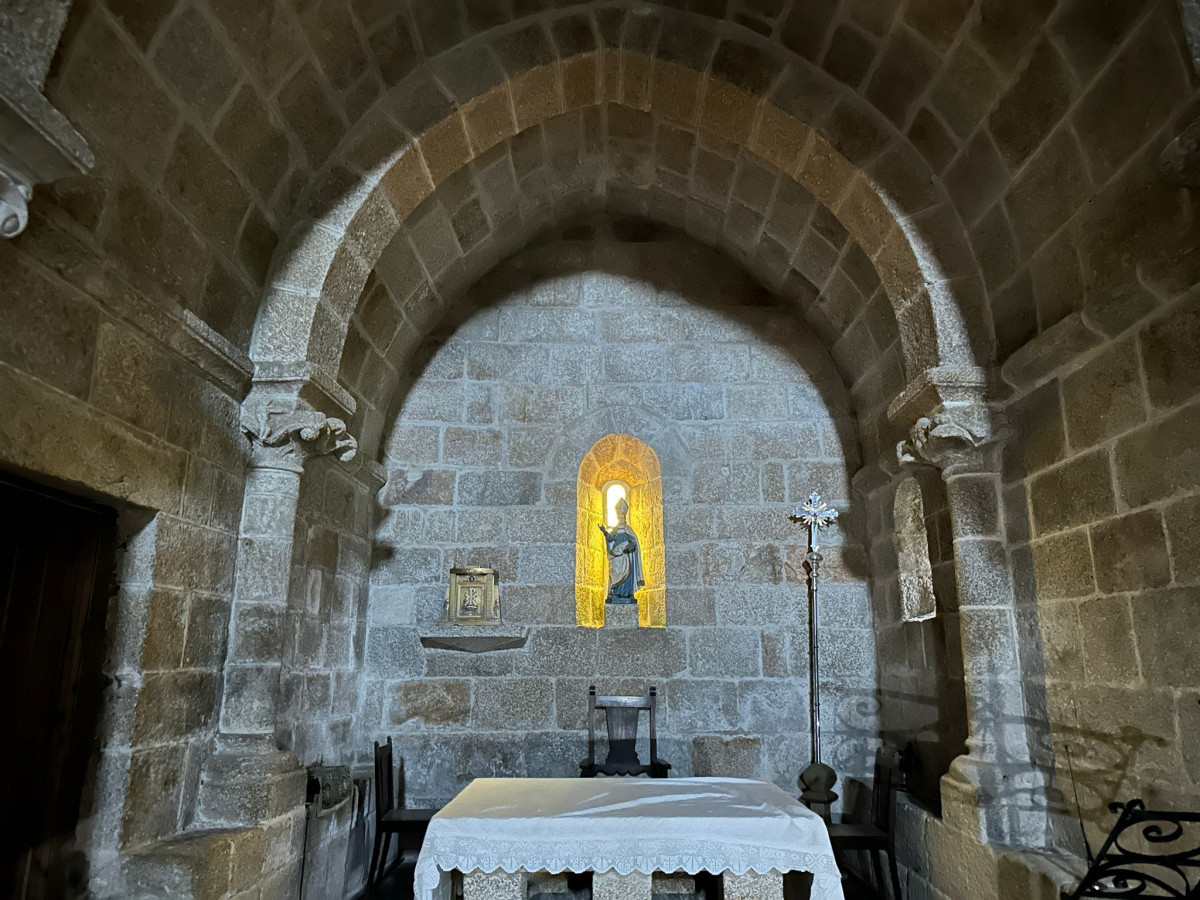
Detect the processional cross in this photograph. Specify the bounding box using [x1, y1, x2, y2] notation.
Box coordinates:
[789, 491, 839, 819]
[793, 491, 839, 552]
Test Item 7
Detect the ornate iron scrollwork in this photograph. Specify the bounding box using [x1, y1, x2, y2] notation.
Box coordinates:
[1064, 800, 1200, 898]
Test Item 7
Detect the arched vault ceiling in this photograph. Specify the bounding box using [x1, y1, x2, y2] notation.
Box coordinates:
[252, 53, 992, 401]
[334, 138, 908, 463]
[67, 0, 1198, 375]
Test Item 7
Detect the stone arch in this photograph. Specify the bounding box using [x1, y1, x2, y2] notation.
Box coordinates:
[893, 474, 936, 622]
[249, 46, 990, 419]
[575, 433, 666, 629]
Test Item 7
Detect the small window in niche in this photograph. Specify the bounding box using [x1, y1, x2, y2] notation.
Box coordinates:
[894, 475, 937, 622]
[603, 480, 630, 528]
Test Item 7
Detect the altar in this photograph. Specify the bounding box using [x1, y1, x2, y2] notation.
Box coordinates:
[413, 777, 845, 900]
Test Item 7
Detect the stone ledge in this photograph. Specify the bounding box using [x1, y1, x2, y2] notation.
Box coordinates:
[420, 625, 529, 653]
[173, 310, 254, 398]
[0, 53, 92, 237]
[1000, 312, 1104, 389]
[602, 603, 641, 629]
[0, 55, 92, 183]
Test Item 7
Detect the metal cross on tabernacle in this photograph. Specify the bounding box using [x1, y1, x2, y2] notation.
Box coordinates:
[791, 491, 839, 553]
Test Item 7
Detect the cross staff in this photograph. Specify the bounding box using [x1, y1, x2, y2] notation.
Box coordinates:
[791, 491, 839, 553]
[789, 492, 840, 815]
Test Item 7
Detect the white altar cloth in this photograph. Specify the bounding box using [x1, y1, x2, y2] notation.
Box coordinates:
[413, 777, 845, 900]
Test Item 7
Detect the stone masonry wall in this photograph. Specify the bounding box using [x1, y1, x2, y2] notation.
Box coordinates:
[276, 458, 375, 767]
[1002, 293, 1200, 852]
[0, 0, 1193, 895]
[38, 0, 1199, 371]
[0, 240, 249, 891]
[361, 224, 880, 806]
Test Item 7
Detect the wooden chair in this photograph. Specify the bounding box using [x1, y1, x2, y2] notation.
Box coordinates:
[368, 737, 438, 889]
[828, 746, 904, 899]
[580, 685, 671, 778]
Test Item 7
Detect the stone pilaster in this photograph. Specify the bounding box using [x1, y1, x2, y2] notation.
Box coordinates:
[199, 384, 358, 828]
[891, 370, 1050, 848]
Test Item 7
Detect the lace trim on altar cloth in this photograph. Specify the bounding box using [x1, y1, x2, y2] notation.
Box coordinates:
[414, 834, 845, 900]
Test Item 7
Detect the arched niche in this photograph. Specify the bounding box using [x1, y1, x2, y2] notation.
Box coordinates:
[894, 475, 936, 622]
[575, 433, 665, 628]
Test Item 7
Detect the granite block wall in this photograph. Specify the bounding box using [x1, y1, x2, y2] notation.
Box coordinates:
[0, 238, 250, 889]
[0, 0, 1195, 896]
[1000, 294, 1200, 851]
[361, 224, 880, 805]
[277, 458, 375, 766]
[35, 0, 1196, 372]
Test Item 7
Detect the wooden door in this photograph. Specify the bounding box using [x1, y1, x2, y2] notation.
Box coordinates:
[0, 473, 117, 899]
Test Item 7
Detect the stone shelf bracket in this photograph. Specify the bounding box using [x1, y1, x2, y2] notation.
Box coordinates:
[0, 3, 94, 238]
[419, 626, 529, 653]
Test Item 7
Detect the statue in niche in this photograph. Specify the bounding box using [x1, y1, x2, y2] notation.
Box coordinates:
[599, 497, 644, 604]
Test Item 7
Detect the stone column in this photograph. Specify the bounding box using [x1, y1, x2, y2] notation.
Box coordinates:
[897, 409, 1048, 847]
[198, 399, 357, 827]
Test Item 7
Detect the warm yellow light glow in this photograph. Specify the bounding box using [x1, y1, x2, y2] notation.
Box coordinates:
[603, 481, 629, 528]
[575, 434, 666, 628]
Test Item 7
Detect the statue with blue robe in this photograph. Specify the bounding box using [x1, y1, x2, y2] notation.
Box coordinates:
[599, 497, 644, 604]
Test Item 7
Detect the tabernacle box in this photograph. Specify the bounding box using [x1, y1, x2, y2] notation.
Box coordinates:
[438, 566, 501, 625]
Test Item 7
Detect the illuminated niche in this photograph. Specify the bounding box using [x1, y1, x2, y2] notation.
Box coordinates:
[575, 434, 666, 628]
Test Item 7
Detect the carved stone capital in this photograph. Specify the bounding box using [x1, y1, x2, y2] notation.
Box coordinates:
[242, 405, 358, 472]
[896, 409, 1003, 474]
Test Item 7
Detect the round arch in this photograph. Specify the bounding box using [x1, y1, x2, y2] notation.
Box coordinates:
[249, 44, 990, 415]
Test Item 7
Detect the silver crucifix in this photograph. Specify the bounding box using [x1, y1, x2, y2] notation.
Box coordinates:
[791, 491, 839, 553]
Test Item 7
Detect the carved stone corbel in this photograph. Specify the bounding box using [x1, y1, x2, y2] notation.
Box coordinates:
[896, 409, 1003, 474]
[0, 170, 31, 237]
[242, 405, 358, 472]
[0, 26, 94, 239]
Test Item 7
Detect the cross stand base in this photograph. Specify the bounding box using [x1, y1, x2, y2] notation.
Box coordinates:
[799, 760, 839, 824]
